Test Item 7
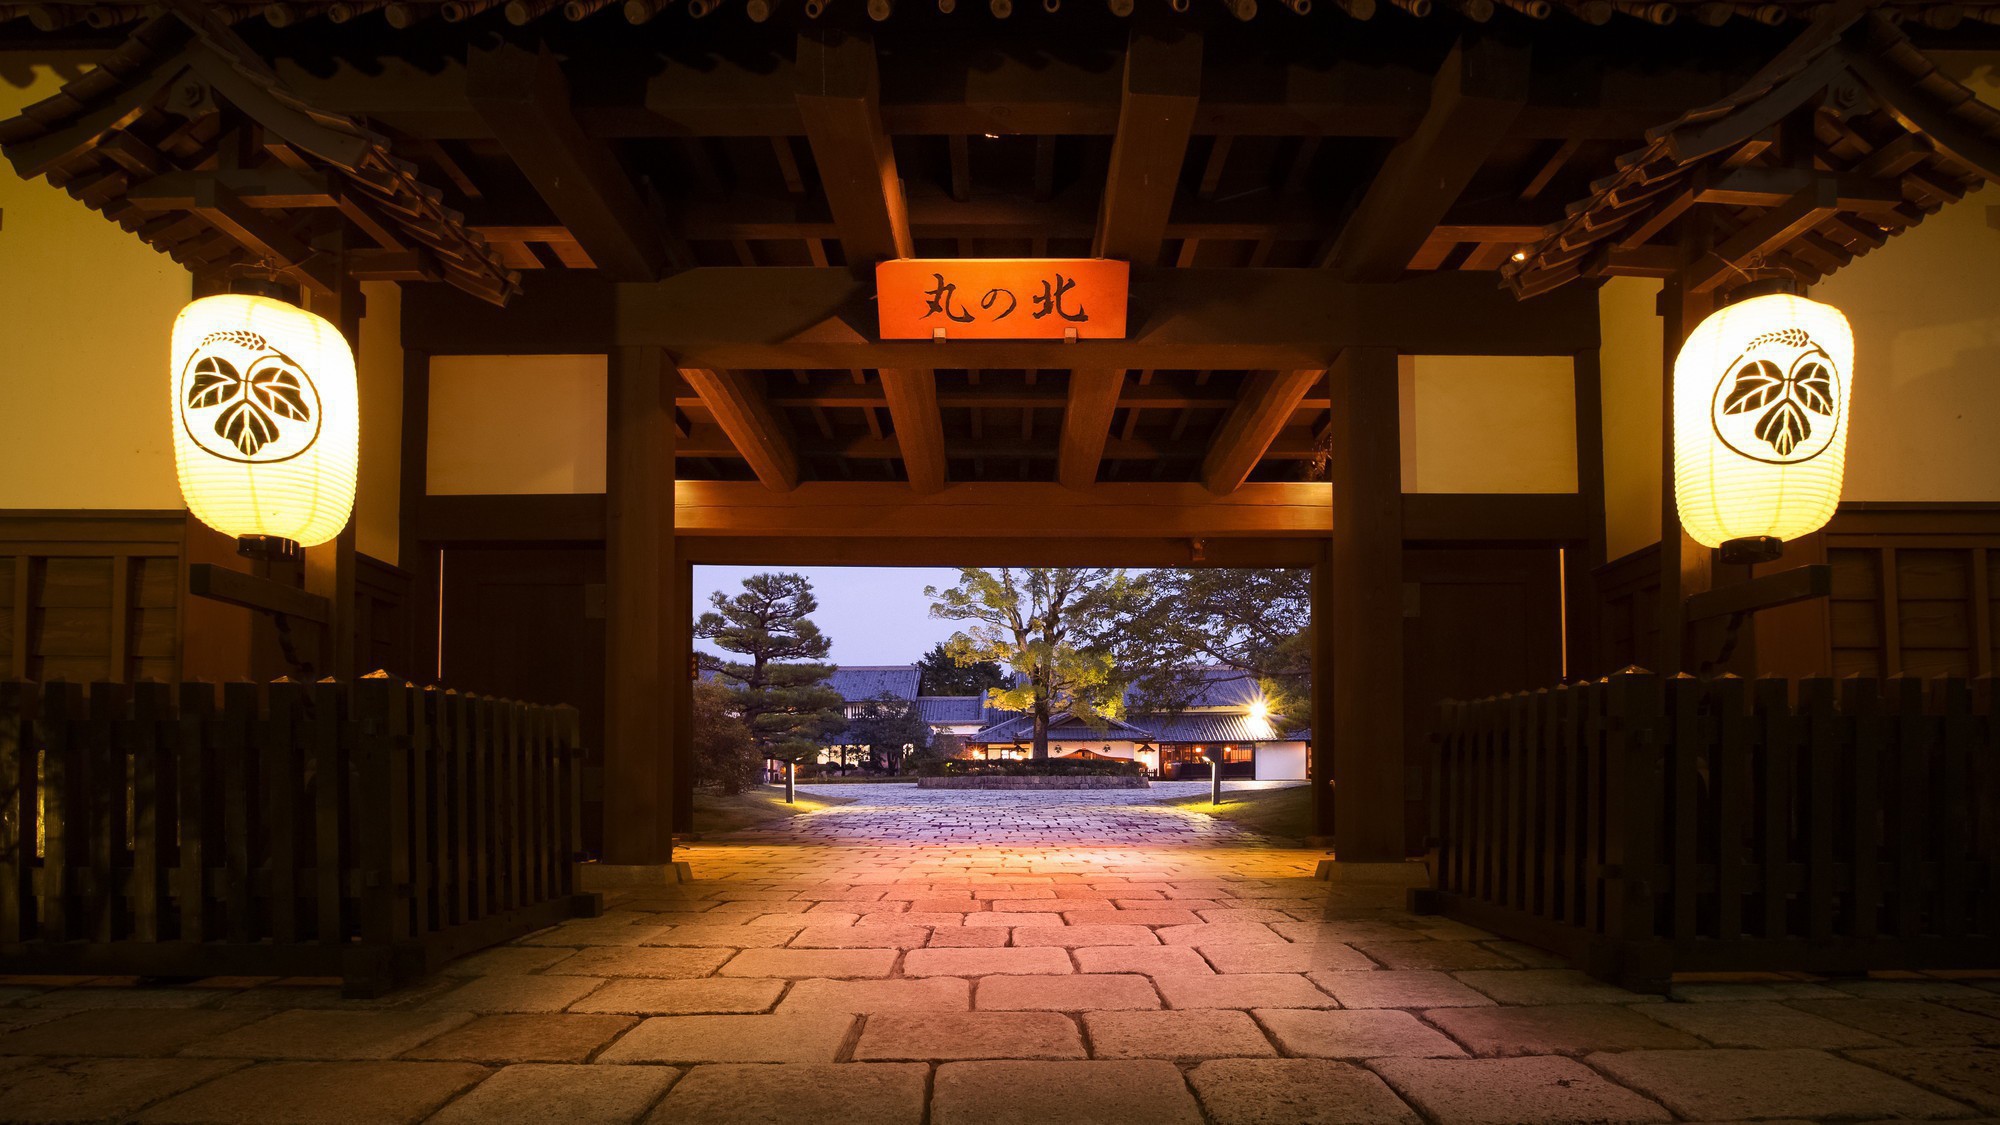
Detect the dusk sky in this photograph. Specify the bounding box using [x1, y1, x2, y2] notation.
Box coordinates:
[693, 566, 968, 666]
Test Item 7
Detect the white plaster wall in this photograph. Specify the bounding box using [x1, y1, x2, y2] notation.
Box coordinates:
[426, 355, 608, 495]
[1256, 742, 1308, 780]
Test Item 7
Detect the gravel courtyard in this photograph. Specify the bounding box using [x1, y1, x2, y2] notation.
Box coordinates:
[0, 789, 1994, 1123]
[718, 779, 1307, 845]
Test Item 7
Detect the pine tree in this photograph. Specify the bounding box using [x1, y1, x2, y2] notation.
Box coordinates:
[915, 640, 1010, 697]
[695, 573, 844, 773]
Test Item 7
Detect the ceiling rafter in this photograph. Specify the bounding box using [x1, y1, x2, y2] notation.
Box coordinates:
[466, 41, 675, 281]
[1325, 36, 1530, 280]
[795, 28, 911, 264]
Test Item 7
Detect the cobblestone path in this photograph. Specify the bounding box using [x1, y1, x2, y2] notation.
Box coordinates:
[0, 798, 1995, 1122]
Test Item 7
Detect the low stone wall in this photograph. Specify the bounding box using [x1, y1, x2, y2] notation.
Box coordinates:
[917, 775, 1150, 790]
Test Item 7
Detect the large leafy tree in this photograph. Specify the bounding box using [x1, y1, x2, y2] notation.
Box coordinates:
[845, 692, 934, 775]
[915, 640, 1010, 697]
[1114, 568, 1312, 718]
[925, 568, 1136, 760]
[695, 573, 844, 770]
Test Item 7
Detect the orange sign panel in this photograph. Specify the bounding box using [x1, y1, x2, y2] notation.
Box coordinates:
[876, 258, 1129, 341]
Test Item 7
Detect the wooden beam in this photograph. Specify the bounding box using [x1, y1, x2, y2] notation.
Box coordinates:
[405, 268, 1602, 364]
[1057, 370, 1129, 490]
[1686, 179, 1838, 293]
[125, 168, 336, 210]
[1327, 38, 1528, 281]
[1323, 346, 1405, 862]
[466, 43, 671, 281]
[415, 494, 608, 542]
[1692, 165, 1902, 210]
[678, 368, 800, 491]
[180, 179, 335, 296]
[1093, 30, 1202, 265]
[877, 368, 947, 493]
[187, 564, 331, 624]
[1685, 563, 1832, 622]
[795, 30, 912, 264]
[679, 535, 1325, 567]
[1200, 368, 1323, 495]
[674, 481, 1334, 537]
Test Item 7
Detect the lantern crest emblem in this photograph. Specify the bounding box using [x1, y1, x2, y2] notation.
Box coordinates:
[1711, 326, 1841, 465]
[178, 330, 324, 463]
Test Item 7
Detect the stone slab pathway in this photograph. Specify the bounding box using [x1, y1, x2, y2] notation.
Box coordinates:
[1, 790, 1997, 1123]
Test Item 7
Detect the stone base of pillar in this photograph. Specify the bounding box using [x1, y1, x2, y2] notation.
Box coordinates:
[1313, 859, 1428, 887]
[577, 861, 694, 890]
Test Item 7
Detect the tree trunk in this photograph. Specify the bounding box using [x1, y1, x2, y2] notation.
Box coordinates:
[1032, 702, 1050, 761]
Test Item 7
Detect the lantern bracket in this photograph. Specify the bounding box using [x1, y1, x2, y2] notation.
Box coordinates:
[1684, 563, 1832, 624]
[1719, 535, 1784, 566]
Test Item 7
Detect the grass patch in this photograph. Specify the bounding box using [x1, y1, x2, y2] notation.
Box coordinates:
[1164, 784, 1314, 841]
[691, 785, 855, 836]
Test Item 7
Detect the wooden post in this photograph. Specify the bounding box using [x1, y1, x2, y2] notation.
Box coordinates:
[669, 555, 694, 836]
[398, 349, 440, 685]
[305, 235, 362, 682]
[600, 345, 678, 873]
[1325, 347, 1406, 864]
[1311, 531, 1336, 839]
[1570, 349, 1608, 679]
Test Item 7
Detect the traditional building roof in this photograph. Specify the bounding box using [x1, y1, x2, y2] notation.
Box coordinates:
[827, 665, 922, 703]
[969, 707, 1302, 745]
[0, 1, 520, 304]
[0, 0, 1973, 35]
[1502, 3, 2000, 298]
[916, 696, 987, 724]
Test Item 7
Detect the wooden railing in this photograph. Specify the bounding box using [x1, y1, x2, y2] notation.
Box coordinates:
[1420, 671, 2000, 990]
[0, 675, 599, 996]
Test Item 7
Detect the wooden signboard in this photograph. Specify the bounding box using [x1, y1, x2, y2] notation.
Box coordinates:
[876, 258, 1129, 341]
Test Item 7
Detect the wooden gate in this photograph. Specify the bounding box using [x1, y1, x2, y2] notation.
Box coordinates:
[1421, 670, 2000, 990]
[0, 675, 599, 996]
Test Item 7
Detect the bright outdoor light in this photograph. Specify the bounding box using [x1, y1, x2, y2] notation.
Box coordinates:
[1673, 289, 1852, 564]
[171, 292, 358, 555]
[1248, 697, 1270, 723]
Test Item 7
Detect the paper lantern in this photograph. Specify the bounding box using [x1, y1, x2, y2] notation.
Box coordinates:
[1673, 289, 1852, 563]
[171, 292, 357, 554]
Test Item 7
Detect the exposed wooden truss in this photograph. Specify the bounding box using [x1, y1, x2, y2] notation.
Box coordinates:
[0, 4, 519, 302]
[6, 0, 1982, 32]
[1503, 6, 2000, 297]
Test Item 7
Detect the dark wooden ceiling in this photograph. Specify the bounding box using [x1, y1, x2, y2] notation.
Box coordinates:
[3, 1, 1995, 491]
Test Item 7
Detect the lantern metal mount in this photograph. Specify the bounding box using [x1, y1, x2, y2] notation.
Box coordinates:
[1718, 535, 1783, 567]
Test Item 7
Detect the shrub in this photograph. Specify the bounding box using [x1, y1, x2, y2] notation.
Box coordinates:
[939, 758, 1145, 778]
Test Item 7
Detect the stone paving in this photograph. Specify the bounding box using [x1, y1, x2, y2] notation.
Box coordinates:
[0, 790, 1998, 1123]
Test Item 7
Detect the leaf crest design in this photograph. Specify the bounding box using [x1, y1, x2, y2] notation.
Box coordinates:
[1718, 339, 1839, 460]
[1792, 358, 1834, 415]
[186, 356, 240, 410]
[215, 398, 281, 457]
[1754, 398, 1811, 457]
[1722, 359, 1785, 415]
[248, 363, 312, 421]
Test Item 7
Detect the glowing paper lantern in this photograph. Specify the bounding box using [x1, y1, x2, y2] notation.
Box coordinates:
[171, 292, 357, 554]
[1673, 289, 1852, 563]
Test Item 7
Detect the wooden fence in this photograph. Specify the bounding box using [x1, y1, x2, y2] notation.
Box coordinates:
[0, 675, 599, 996]
[1419, 671, 2000, 990]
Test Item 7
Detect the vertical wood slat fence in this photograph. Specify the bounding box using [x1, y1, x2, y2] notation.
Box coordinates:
[1418, 671, 2000, 991]
[0, 675, 600, 996]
